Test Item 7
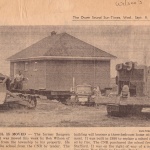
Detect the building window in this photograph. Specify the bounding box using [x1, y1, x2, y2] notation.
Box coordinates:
[34, 62, 38, 71]
[24, 62, 28, 71]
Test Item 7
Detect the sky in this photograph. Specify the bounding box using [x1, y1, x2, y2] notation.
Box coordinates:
[0, 25, 150, 77]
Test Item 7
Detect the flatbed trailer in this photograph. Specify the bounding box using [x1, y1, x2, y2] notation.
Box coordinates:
[96, 96, 150, 116]
[10, 89, 71, 102]
[96, 96, 150, 106]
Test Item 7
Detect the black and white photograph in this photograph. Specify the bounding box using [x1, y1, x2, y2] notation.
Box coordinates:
[0, 25, 150, 127]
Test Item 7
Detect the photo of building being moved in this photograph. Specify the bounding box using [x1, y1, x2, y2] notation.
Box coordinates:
[0, 25, 149, 127]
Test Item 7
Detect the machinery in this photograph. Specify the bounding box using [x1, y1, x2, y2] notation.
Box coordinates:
[107, 61, 150, 116]
[0, 77, 37, 109]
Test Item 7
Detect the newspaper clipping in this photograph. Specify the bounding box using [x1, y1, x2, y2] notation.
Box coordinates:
[0, 0, 150, 149]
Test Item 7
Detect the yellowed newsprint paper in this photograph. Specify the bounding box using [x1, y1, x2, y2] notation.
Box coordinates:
[0, 0, 150, 150]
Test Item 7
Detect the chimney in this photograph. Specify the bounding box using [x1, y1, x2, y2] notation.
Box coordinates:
[51, 31, 57, 36]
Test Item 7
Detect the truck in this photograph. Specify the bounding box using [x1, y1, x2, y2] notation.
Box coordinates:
[66, 84, 95, 106]
[107, 61, 150, 116]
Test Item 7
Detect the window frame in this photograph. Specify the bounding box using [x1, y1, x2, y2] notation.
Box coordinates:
[34, 62, 38, 71]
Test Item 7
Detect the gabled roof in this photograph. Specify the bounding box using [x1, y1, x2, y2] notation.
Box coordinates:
[7, 32, 116, 61]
